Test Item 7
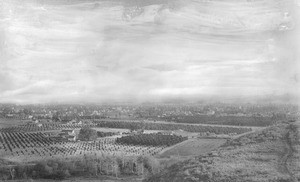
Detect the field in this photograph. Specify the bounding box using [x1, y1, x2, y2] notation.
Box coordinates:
[0, 131, 165, 163]
[158, 138, 227, 158]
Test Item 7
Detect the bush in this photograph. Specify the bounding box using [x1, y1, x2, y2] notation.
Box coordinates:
[33, 159, 72, 179]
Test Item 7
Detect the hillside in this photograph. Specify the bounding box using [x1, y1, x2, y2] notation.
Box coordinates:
[145, 122, 300, 182]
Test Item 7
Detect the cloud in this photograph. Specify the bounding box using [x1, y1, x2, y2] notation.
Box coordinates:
[0, 0, 298, 103]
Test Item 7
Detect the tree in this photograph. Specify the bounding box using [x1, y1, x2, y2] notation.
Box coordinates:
[78, 127, 97, 141]
[9, 168, 16, 180]
[52, 111, 62, 122]
[23, 108, 33, 116]
[129, 123, 140, 132]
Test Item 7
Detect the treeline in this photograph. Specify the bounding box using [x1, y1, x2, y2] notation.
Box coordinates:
[78, 128, 117, 141]
[224, 124, 286, 146]
[156, 115, 276, 127]
[116, 133, 187, 147]
[96, 121, 251, 134]
[0, 123, 96, 133]
[97, 131, 117, 138]
[0, 154, 160, 180]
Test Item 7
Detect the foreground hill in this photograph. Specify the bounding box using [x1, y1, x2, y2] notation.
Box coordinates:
[145, 122, 300, 182]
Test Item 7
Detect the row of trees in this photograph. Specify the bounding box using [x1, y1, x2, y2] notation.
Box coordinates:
[161, 115, 276, 126]
[116, 133, 187, 146]
[0, 154, 161, 180]
[225, 124, 285, 146]
[96, 121, 251, 134]
[0, 132, 54, 152]
[0, 123, 96, 133]
[97, 131, 117, 138]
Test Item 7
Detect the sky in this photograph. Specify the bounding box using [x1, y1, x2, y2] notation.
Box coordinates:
[0, 0, 299, 104]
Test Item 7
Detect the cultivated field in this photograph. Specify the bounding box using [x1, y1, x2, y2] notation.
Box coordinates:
[0, 132, 165, 163]
[95, 120, 252, 134]
[0, 120, 254, 162]
[0, 118, 30, 128]
[0, 118, 258, 181]
[158, 138, 226, 158]
[0, 123, 96, 132]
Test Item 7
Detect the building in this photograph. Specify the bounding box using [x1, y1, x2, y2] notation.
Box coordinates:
[58, 129, 80, 141]
[66, 135, 77, 141]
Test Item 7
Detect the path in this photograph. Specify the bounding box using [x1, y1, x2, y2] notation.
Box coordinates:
[278, 122, 298, 182]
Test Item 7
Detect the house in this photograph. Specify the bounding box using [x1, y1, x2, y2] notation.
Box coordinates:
[71, 129, 80, 136]
[131, 129, 144, 135]
[61, 129, 73, 136]
[6, 114, 14, 118]
[68, 119, 77, 124]
[58, 129, 80, 141]
[66, 135, 77, 142]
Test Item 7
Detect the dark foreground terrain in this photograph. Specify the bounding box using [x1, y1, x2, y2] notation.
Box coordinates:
[144, 121, 300, 182]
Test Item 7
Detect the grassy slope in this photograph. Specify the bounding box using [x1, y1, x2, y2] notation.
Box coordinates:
[158, 139, 226, 158]
[145, 123, 300, 182]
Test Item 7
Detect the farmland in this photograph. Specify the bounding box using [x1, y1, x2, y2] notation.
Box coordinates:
[0, 118, 266, 181]
[0, 123, 96, 133]
[0, 119, 253, 160]
[0, 131, 165, 163]
[158, 138, 227, 158]
[0, 118, 30, 128]
[95, 120, 252, 134]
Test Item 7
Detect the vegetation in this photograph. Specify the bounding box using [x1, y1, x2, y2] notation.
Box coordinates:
[78, 127, 97, 141]
[2, 114, 295, 181]
[0, 155, 161, 180]
[145, 123, 299, 182]
[0, 123, 96, 132]
[224, 124, 285, 146]
[96, 121, 252, 134]
[158, 115, 276, 126]
[97, 131, 117, 138]
[116, 133, 187, 147]
[159, 139, 226, 158]
[0, 132, 164, 162]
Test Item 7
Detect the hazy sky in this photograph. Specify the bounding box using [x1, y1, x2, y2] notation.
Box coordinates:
[0, 0, 299, 103]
